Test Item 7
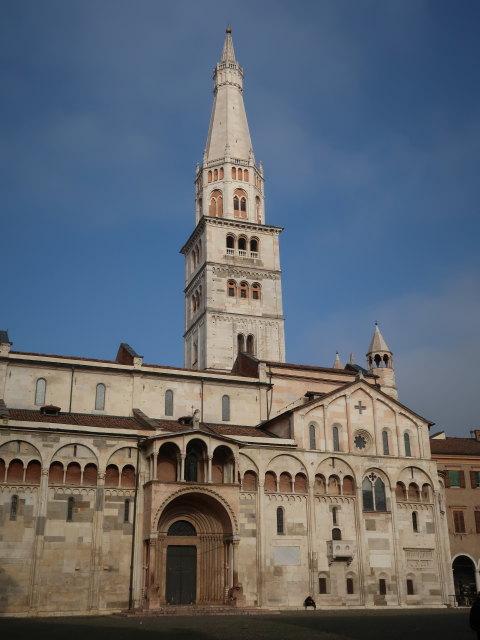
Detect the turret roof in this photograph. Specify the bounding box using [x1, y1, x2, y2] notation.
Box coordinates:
[367, 323, 391, 355]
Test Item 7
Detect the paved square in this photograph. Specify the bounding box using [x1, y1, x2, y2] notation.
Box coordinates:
[1, 609, 471, 640]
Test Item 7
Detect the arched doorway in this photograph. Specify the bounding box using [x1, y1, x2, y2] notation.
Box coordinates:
[453, 555, 477, 605]
[148, 491, 236, 607]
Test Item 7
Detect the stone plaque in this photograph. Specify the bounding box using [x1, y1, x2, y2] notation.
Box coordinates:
[273, 546, 301, 565]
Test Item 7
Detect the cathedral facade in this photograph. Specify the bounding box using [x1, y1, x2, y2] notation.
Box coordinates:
[0, 31, 453, 616]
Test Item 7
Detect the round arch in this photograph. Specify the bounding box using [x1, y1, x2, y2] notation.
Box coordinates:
[452, 555, 477, 605]
[148, 489, 238, 606]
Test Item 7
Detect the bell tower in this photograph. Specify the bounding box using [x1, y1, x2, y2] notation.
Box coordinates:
[366, 323, 398, 399]
[181, 29, 286, 371]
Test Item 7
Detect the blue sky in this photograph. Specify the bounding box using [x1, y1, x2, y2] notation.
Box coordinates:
[1, 1, 479, 436]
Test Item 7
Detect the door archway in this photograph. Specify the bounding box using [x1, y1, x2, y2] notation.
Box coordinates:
[452, 555, 477, 605]
[148, 490, 237, 607]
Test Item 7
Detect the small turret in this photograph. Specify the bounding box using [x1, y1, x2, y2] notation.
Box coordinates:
[333, 352, 343, 369]
[366, 323, 398, 399]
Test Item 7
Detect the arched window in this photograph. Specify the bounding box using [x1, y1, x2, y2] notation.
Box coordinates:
[35, 378, 46, 406]
[362, 475, 387, 512]
[314, 474, 326, 494]
[343, 476, 355, 495]
[10, 495, 18, 521]
[238, 168, 243, 180]
[67, 497, 74, 522]
[332, 426, 340, 451]
[165, 390, 174, 416]
[83, 463, 97, 486]
[226, 235, 235, 250]
[124, 499, 130, 523]
[279, 472, 292, 492]
[246, 334, 255, 355]
[412, 511, 419, 532]
[121, 465, 136, 487]
[66, 462, 81, 485]
[264, 471, 276, 491]
[7, 459, 23, 483]
[309, 424, 316, 449]
[408, 482, 420, 501]
[332, 506, 338, 525]
[219, 167, 224, 179]
[214, 169, 218, 181]
[346, 578, 354, 594]
[227, 280, 237, 297]
[209, 189, 223, 217]
[105, 464, 120, 487]
[233, 189, 247, 218]
[238, 236, 247, 252]
[294, 473, 307, 493]
[396, 482, 406, 500]
[232, 167, 237, 179]
[237, 333, 245, 353]
[49, 462, 64, 484]
[239, 282, 249, 299]
[25, 460, 41, 484]
[332, 527, 342, 540]
[276, 506, 284, 534]
[243, 169, 249, 181]
[250, 238, 258, 253]
[406, 578, 415, 595]
[382, 431, 389, 455]
[222, 395, 230, 421]
[95, 383, 106, 410]
[404, 433, 412, 457]
[251, 283, 261, 300]
[207, 170, 212, 183]
[242, 470, 257, 491]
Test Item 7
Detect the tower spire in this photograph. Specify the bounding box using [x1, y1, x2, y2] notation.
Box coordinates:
[203, 27, 253, 168]
[221, 26, 236, 62]
[182, 30, 286, 371]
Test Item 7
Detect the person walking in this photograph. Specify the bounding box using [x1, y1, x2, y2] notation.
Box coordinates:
[470, 592, 480, 639]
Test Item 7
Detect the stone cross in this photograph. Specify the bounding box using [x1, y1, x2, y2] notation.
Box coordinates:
[354, 401, 367, 414]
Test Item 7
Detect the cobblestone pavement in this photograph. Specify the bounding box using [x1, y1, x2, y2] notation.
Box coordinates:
[1, 609, 471, 640]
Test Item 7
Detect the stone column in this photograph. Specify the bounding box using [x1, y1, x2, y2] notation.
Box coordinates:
[180, 453, 185, 482]
[207, 455, 213, 483]
[306, 480, 316, 596]
[232, 536, 240, 586]
[345, 395, 353, 453]
[257, 476, 265, 606]
[28, 467, 49, 613]
[353, 481, 367, 606]
[389, 486, 403, 605]
[433, 487, 455, 604]
[88, 471, 106, 611]
[131, 468, 145, 611]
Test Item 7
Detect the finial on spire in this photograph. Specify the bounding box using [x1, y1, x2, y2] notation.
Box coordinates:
[349, 352, 355, 365]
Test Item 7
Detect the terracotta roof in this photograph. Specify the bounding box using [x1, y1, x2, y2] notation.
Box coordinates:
[10, 351, 120, 365]
[153, 419, 276, 438]
[265, 360, 376, 377]
[430, 437, 480, 456]
[8, 409, 146, 431]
